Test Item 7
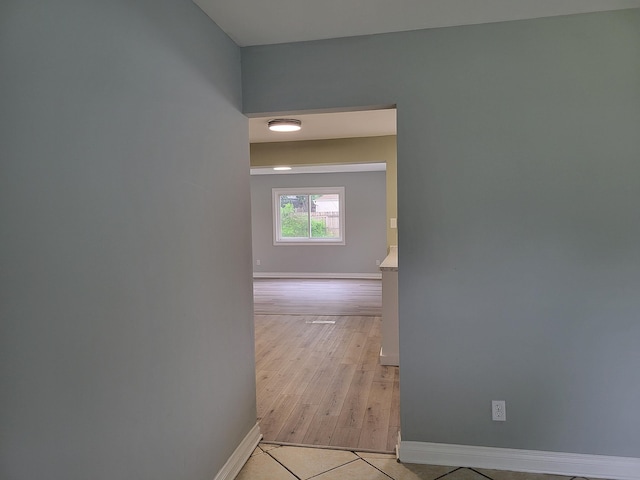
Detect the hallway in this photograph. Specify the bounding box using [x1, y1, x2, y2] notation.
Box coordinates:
[254, 279, 398, 452]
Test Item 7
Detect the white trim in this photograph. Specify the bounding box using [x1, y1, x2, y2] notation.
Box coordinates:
[251, 162, 386, 175]
[398, 441, 640, 480]
[253, 272, 382, 280]
[213, 423, 262, 480]
[379, 347, 399, 366]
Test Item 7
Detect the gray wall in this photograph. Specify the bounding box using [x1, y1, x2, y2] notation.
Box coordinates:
[242, 10, 640, 457]
[0, 1, 256, 479]
[251, 171, 387, 274]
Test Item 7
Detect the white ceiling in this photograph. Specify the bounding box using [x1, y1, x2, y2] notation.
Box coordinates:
[195, 0, 640, 47]
[249, 109, 396, 143]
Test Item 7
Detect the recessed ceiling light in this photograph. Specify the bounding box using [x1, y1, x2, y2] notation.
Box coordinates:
[268, 119, 302, 132]
[273, 166, 292, 171]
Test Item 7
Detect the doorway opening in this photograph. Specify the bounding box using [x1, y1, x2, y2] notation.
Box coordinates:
[249, 107, 398, 452]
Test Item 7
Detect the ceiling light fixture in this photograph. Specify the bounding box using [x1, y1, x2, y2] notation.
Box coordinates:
[273, 166, 292, 171]
[268, 118, 302, 132]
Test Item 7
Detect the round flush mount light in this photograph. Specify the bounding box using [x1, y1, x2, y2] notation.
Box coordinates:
[268, 118, 302, 132]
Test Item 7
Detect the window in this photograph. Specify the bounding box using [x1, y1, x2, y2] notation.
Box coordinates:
[273, 187, 345, 245]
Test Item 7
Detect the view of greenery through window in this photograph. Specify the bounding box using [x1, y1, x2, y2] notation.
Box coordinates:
[279, 194, 339, 239]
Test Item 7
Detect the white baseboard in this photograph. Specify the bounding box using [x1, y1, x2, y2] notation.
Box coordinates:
[379, 347, 399, 366]
[253, 272, 382, 280]
[398, 440, 640, 480]
[213, 423, 262, 480]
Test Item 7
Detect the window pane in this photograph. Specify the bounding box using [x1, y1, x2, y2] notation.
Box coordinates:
[273, 187, 345, 245]
[279, 194, 309, 238]
[310, 194, 340, 238]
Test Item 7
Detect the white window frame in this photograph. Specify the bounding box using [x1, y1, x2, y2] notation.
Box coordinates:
[272, 187, 346, 246]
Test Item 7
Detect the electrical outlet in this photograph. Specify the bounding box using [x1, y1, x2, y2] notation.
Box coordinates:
[492, 400, 506, 421]
[390, 218, 397, 229]
[376, 259, 381, 266]
[256, 259, 261, 266]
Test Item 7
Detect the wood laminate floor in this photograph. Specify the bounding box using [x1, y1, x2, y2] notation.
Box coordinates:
[253, 278, 382, 316]
[254, 279, 399, 453]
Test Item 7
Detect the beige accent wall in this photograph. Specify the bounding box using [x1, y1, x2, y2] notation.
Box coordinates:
[251, 135, 398, 247]
[385, 147, 398, 248]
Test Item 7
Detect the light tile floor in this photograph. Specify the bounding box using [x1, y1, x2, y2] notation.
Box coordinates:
[234, 443, 596, 480]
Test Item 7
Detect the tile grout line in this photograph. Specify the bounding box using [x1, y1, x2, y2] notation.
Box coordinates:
[263, 448, 303, 480]
[469, 467, 495, 480]
[432, 467, 467, 480]
[305, 458, 367, 480]
[356, 455, 401, 480]
[263, 445, 398, 480]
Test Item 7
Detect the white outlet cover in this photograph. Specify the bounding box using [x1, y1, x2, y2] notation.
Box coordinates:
[492, 400, 506, 421]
